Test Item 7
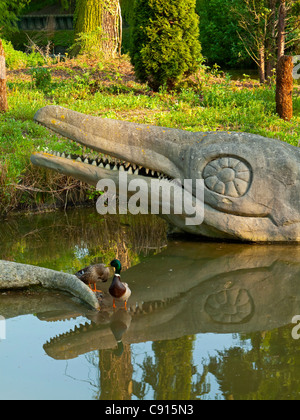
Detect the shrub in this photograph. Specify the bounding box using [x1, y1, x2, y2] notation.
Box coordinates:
[130, 0, 202, 91]
[30, 67, 52, 91]
[196, 0, 251, 68]
[2, 39, 44, 69]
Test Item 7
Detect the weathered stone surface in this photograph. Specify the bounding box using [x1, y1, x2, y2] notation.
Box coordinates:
[0, 260, 100, 310]
[31, 106, 300, 242]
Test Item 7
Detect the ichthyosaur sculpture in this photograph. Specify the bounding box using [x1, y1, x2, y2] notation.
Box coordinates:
[31, 105, 300, 242]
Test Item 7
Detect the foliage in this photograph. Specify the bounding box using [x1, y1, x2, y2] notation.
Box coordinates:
[232, 0, 300, 82]
[138, 337, 195, 399]
[130, 0, 202, 91]
[30, 67, 52, 91]
[23, 0, 76, 14]
[72, 0, 103, 56]
[0, 0, 30, 36]
[207, 326, 300, 400]
[1, 39, 45, 69]
[8, 30, 75, 55]
[120, 0, 134, 26]
[196, 0, 300, 76]
[196, 0, 251, 68]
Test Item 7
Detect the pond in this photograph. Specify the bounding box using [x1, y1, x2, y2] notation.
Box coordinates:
[0, 208, 300, 400]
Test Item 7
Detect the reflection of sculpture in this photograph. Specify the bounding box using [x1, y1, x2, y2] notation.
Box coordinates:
[32, 106, 300, 242]
[1, 242, 300, 360]
[204, 288, 253, 324]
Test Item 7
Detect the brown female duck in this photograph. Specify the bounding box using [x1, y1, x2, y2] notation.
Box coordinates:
[75, 263, 109, 293]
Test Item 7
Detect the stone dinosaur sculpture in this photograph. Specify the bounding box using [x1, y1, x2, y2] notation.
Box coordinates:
[31, 105, 300, 242]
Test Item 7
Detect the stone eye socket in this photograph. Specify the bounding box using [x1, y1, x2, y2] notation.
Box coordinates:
[203, 157, 251, 198]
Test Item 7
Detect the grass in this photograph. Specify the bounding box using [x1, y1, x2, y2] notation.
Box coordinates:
[1, 54, 300, 216]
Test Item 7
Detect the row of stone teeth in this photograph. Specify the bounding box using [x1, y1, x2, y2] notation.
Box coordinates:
[44, 299, 171, 344]
[48, 151, 171, 180]
[128, 299, 170, 314]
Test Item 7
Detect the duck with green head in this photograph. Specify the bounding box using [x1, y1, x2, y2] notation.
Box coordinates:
[109, 259, 131, 310]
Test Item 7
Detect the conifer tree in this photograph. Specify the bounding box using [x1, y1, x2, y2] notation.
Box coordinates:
[130, 0, 201, 91]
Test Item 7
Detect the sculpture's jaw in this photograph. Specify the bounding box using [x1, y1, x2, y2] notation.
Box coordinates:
[32, 105, 183, 181]
[30, 151, 166, 189]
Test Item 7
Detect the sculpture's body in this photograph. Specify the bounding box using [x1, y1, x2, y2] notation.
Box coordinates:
[31, 105, 300, 242]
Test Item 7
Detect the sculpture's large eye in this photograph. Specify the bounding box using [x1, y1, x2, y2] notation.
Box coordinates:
[203, 157, 252, 198]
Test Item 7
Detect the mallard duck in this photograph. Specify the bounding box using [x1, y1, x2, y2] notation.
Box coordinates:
[109, 259, 131, 310]
[75, 263, 110, 293]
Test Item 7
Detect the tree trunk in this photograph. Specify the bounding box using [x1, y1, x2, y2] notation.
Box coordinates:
[276, 55, 293, 121]
[0, 40, 8, 113]
[102, 0, 122, 57]
[265, 0, 277, 82]
[258, 45, 266, 84]
[266, 59, 275, 82]
[277, 0, 286, 60]
[73, 0, 122, 58]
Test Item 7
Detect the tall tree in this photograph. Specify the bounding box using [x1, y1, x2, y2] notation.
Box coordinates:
[73, 0, 122, 57]
[0, 0, 30, 36]
[277, 0, 287, 58]
[277, 0, 300, 59]
[131, 0, 201, 91]
[0, 40, 8, 113]
[234, 0, 300, 83]
[234, 0, 275, 83]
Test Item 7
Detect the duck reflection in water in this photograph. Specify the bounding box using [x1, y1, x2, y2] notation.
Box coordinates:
[110, 309, 132, 357]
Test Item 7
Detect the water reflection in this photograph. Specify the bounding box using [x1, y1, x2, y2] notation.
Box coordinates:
[1, 209, 300, 400]
[0, 208, 167, 271]
[2, 242, 300, 354]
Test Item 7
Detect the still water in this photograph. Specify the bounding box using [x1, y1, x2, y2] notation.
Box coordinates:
[1, 208, 300, 400]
